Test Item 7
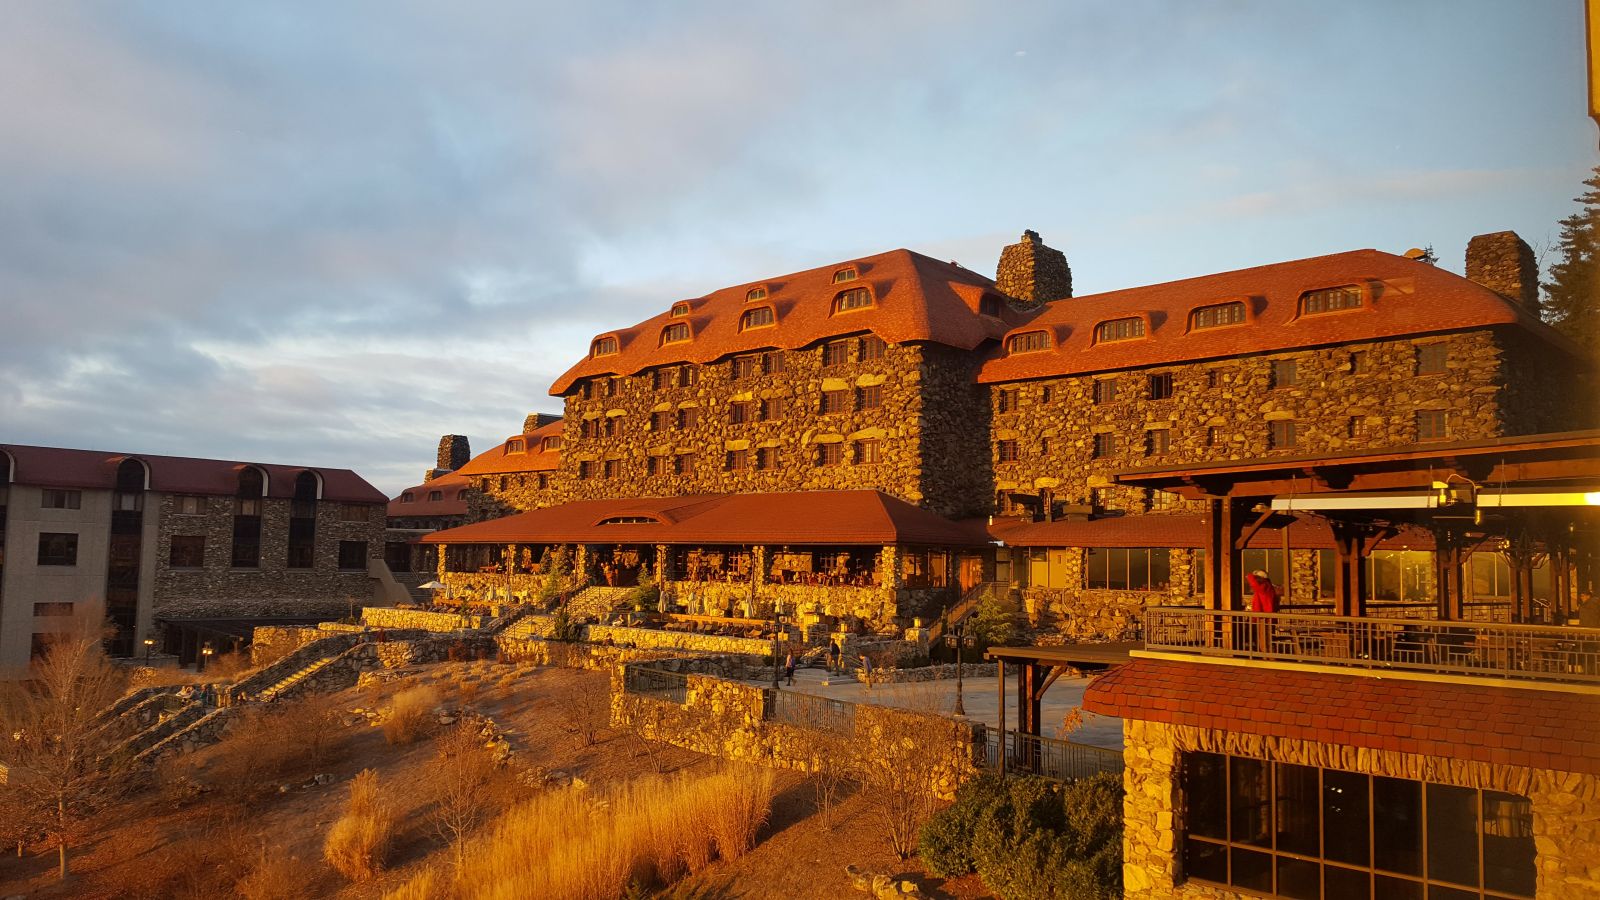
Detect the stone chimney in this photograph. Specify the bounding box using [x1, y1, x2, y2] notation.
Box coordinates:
[436, 434, 470, 472]
[1465, 231, 1540, 314]
[523, 412, 561, 433]
[996, 230, 1072, 309]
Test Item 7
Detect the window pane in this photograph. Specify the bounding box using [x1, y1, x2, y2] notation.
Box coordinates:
[1184, 752, 1228, 839]
[1374, 776, 1423, 876]
[1427, 886, 1477, 900]
[1230, 757, 1272, 848]
[1277, 856, 1320, 900]
[1150, 548, 1171, 591]
[1231, 847, 1273, 892]
[1481, 791, 1535, 897]
[1277, 762, 1320, 856]
[1184, 838, 1227, 883]
[1373, 874, 1424, 900]
[1326, 865, 1377, 900]
[1323, 768, 1370, 866]
[1128, 549, 1150, 591]
[1085, 549, 1107, 591]
[1426, 783, 1479, 887]
[1107, 548, 1130, 591]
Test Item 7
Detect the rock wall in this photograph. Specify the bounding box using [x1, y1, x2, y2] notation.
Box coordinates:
[585, 624, 774, 656]
[1119, 718, 1600, 899]
[250, 625, 325, 663]
[360, 607, 488, 632]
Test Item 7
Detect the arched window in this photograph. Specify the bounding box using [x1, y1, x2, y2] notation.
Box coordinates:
[505, 439, 525, 453]
[1300, 285, 1364, 315]
[1190, 301, 1248, 330]
[542, 436, 561, 452]
[401, 491, 414, 503]
[832, 267, 859, 283]
[1006, 330, 1052, 354]
[232, 467, 266, 568]
[590, 335, 619, 357]
[833, 287, 873, 314]
[670, 301, 691, 317]
[745, 286, 768, 302]
[740, 306, 776, 331]
[660, 322, 691, 345]
[288, 470, 318, 568]
[1094, 316, 1146, 343]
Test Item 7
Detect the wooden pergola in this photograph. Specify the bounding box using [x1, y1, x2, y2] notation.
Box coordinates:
[1114, 430, 1600, 623]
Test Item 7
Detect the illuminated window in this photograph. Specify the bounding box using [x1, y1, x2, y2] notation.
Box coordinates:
[1190, 301, 1247, 330]
[1094, 316, 1145, 342]
[660, 323, 690, 345]
[832, 267, 858, 283]
[1301, 285, 1364, 314]
[590, 335, 618, 357]
[833, 287, 873, 313]
[1085, 548, 1170, 591]
[1006, 330, 1051, 354]
[997, 440, 1020, 462]
[740, 306, 775, 330]
[1146, 428, 1171, 455]
[853, 440, 881, 464]
[505, 439, 525, 453]
[678, 366, 698, 387]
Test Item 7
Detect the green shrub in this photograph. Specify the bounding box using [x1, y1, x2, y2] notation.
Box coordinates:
[919, 773, 1007, 876]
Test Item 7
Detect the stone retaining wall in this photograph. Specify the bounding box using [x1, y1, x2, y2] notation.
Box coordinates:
[869, 662, 997, 684]
[586, 624, 774, 657]
[250, 626, 326, 664]
[360, 606, 488, 632]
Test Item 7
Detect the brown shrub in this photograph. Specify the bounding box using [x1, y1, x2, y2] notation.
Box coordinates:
[235, 845, 317, 900]
[207, 695, 342, 798]
[324, 769, 395, 882]
[384, 685, 440, 746]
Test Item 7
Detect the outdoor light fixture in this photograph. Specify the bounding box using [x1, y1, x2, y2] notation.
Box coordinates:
[142, 637, 154, 663]
[199, 643, 214, 674]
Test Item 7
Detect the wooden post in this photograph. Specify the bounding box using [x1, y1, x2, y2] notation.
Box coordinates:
[996, 658, 1006, 776]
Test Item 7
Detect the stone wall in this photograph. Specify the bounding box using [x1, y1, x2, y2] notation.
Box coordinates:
[152, 494, 386, 618]
[439, 571, 550, 600]
[360, 607, 488, 632]
[250, 625, 325, 664]
[1497, 328, 1599, 437]
[991, 330, 1510, 515]
[585, 624, 774, 656]
[1119, 718, 1600, 899]
[995, 230, 1072, 308]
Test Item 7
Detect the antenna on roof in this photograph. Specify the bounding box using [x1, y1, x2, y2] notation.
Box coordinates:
[1403, 246, 1438, 265]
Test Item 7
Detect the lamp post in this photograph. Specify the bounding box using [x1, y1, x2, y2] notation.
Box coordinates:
[770, 596, 783, 690]
[198, 642, 214, 674]
[944, 614, 974, 717]
[142, 637, 154, 663]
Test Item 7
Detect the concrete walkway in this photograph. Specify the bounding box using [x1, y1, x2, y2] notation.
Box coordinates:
[752, 666, 1124, 750]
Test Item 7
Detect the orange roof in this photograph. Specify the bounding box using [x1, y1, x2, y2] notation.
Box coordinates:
[979, 249, 1581, 383]
[1084, 657, 1600, 775]
[987, 514, 1436, 549]
[420, 490, 989, 547]
[0, 443, 387, 503]
[387, 471, 471, 518]
[453, 420, 563, 477]
[549, 249, 1025, 394]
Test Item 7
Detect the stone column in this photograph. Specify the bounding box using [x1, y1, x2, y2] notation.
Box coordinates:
[654, 543, 672, 583]
[574, 544, 595, 588]
[751, 546, 768, 592]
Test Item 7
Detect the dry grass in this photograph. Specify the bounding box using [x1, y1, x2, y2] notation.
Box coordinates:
[235, 844, 317, 900]
[384, 685, 440, 746]
[208, 695, 342, 798]
[324, 769, 396, 883]
[384, 866, 442, 900]
[395, 764, 776, 899]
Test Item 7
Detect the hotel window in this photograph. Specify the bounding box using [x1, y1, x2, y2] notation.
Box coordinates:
[1206, 426, 1223, 447]
[1092, 433, 1116, 459]
[590, 335, 618, 357]
[1148, 373, 1174, 400]
[646, 456, 665, 477]
[176, 495, 207, 515]
[652, 368, 670, 390]
[762, 351, 786, 374]
[651, 410, 671, 432]
[997, 439, 1021, 462]
[543, 436, 561, 451]
[1417, 410, 1448, 442]
[732, 354, 762, 380]
[1417, 343, 1449, 375]
[1146, 428, 1171, 456]
[337, 541, 368, 571]
[1347, 416, 1366, 439]
[1207, 369, 1225, 388]
[756, 446, 780, 470]
[602, 415, 621, 437]
[537, 474, 550, 490]
[581, 419, 601, 439]
[853, 439, 881, 464]
[997, 388, 1019, 413]
[815, 443, 844, 467]
[1041, 385, 1054, 402]
[740, 306, 775, 331]
[168, 534, 205, 568]
[581, 380, 594, 400]
[678, 366, 699, 387]
[1269, 420, 1299, 450]
[1094, 316, 1145, 342]
[674, 453, 695, 475]
[670, 301, 691, 318]
[232, 468, 264, 568]
[832, 266, 858, 283]
[833, 287, 873, 313]
[729, 401, 755, 425]
[859, 335, 886, 360]
[980, 295, 1003, 317]
[1190, 300, 1247, 329]
[37, 532, 78, 566]
[857, 384, 883, 410]
[41, 489, 81, 510]
[676, 407, 699, 429]
[745, 286, 767, 302]
[1006, 330, 1051, 354]
[505, 439, 525, 453]
[1040, 437, 1052, 455]
[1301, 284, 1364, 314]
[1179, 751, 1534, 899]
[428, 490, 443, 502]
[1348, 350, 1369, 374]
[760, 397, 785, 421]
[1146, 488, 1182, 512]
[1084, 547, 1171, 591]
[820, 390, 851, 415]
[1093, 378, 1118, 405]
[822, 340, 851, 367]
[400, 492, 414, 503]
[33, 602, 74, 617]
[725, 449, 749, 471]
[603, 459, 620, 479]
[660, 323, 690, 345]
[601, 377, 618, 398]
[578, 461, 595, 480]
[1272, 359, 1298, 388]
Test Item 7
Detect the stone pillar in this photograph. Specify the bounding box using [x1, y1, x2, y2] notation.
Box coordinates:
[1288, 549, 1319, 604]
[436, 434, 471, 472]
[574, 544, 595, 588]
[751, 546, 768, 592]
[654, 543, 672, 584]
[436, 545, 448, 581]
[1466, 231, 1539, 314]
[878, 546, 904, 591]
[995, 229, 1072, 308]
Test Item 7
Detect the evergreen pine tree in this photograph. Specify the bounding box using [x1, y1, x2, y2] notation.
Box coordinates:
[1543, 164, 1600, 358]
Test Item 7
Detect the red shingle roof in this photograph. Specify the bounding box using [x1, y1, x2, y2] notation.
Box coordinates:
[1083, 657, 1600, 775]
[979, 249, 1581, 383]
[387, 471, 470, 518]
[420, 490, 990, 547]
[549, 249, 1023, 395]
[0, 443, 386, 503]
[453, 420, 563, 476]
[987, 514, 1436, 549]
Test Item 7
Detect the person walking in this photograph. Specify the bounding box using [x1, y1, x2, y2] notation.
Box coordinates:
[783, 651, 796, 686]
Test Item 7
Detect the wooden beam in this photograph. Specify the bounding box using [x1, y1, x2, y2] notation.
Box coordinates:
[1234, 506, 1277, 551]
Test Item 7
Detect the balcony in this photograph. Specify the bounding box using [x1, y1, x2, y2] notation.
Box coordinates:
[1143, 607, 1600, 687]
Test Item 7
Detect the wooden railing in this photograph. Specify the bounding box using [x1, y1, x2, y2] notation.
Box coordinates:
[928, 581, 1008, 642]
[979, 729, 1124, 781]
[1143, 607, 1600, 685]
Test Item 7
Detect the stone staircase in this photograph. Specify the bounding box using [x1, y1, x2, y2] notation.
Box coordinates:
[133, 707, 238, 766]
[502, 614, 559, 640]
[257, 644, 366, 702]
[566, 586, 635, 622]
[393, 571, 433, 605]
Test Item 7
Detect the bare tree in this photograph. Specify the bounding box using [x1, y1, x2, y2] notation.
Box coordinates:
[554, 676, 609, 746]
[854, 683, 960, 859]
[427, 719, 498, 871]
[0, 615, 131, 879]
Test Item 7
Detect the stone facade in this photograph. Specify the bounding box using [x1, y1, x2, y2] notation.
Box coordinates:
[1119, 718, 1600, 899]
[1466, 231, 1540, 313]
[996, 229, 1073, 309]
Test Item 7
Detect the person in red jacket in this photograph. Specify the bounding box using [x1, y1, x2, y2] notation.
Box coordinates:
[1246, 569, 1280, 613]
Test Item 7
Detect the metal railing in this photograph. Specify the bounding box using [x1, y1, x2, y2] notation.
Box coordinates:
[980, 729, 1124, 781]
[1143, 607, 1600, 685]
[622, 665, 689, 704]
[766, 689, 857, 734]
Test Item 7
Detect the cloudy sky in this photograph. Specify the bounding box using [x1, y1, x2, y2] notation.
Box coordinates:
[3, 1, 1595, 496]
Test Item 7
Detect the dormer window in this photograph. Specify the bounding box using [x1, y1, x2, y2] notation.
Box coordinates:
[1094, 316, 1146, 343]
[1006, 330, 1051, 354]
[660, 322, 691, 345]
[505, 439, 525, 454]
[598, 515, 657, 525]
[745, 286, 768, 302]
[542, 436, 561, 452]
[740, 306, 775, 331]
[833, 287, 873, 314]
[832, 267, 859, 284]
[1301, 285, 1364, 315]
[1190, 301, 1248, 330]
[428, 490, 443, 502]
[401, 492, 414, 503]
[590, 335, 619, 357]
[980, 295, 1003, 317]
[670, 301, 691, 318]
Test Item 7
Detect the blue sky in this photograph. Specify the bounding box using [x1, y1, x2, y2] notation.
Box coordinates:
[2, 1, 1595, 495]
